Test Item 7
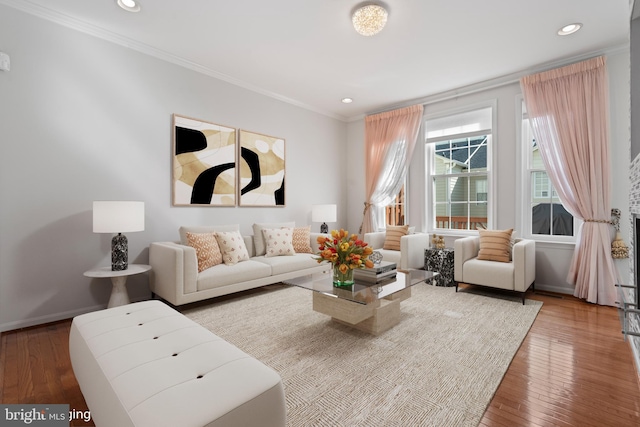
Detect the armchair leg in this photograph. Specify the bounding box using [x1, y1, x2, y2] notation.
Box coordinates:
[455, 282, 459, 293]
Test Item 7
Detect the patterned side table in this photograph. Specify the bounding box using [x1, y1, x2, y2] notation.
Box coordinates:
[424, 248, 455, 287]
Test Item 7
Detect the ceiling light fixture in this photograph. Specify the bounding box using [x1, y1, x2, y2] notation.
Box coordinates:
[117, 0, 140, 13]
[557, 23, 582, 36]
[341, 97, 354, 104]
[352, 3, 388, 36]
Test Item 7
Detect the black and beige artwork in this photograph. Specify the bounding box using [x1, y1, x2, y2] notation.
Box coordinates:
[173, 114, 236, 206]
[239, 130, 285, 206]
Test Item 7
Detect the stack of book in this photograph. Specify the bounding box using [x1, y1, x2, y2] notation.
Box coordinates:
[354, 261, 397, 284]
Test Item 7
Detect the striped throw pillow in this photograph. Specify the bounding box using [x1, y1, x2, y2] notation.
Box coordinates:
[477, 228, 514, 263]
[383, 225, 410, 251]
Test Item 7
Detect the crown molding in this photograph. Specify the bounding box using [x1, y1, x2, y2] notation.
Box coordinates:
[0, 0, 349, 122]
[363, 43, 629, 119]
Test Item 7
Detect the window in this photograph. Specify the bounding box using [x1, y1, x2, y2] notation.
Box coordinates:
[385, 185, 405, 226]
[426, 106, 492, 231]
[520, 101, 575, 238]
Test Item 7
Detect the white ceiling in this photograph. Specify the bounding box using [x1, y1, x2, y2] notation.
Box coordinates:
[3, 0, 631, 121]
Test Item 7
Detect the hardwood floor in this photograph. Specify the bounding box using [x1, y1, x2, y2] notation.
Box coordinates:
[1, 289, 639, 427]
[479, 288, 640, 427]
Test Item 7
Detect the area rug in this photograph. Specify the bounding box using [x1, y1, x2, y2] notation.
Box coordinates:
[183, 284, 542, 427]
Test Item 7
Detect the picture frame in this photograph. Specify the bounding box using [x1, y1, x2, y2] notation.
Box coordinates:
[172, 114, 236, 206]
[238, 129, 285, 206]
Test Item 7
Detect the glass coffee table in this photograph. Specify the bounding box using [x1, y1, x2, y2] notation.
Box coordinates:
[283, 269, 438, 335]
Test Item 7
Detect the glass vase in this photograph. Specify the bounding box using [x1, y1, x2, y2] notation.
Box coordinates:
[333, 264, 354, 288]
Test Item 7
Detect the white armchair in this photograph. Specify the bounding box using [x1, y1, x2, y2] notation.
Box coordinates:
[454, 235, 536, 304]
[363, 231, 430, 271]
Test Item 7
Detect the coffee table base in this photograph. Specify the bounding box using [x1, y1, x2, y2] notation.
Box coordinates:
[312, 287, 412, 335]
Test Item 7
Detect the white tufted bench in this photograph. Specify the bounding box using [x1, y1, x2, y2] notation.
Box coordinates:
[69, 300, 286, 427]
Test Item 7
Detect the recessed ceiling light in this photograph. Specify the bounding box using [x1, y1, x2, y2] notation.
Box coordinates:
[117, 0, 140, 13]
[558, 23, 582, 36]
[341, 98, 353, 104]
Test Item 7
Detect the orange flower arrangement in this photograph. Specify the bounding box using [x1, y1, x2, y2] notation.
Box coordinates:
[315, 229, 374, 286]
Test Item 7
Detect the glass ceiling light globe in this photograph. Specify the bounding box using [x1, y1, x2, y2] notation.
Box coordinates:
[352, 4, 388, 36]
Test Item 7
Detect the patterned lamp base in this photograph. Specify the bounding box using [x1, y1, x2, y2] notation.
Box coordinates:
[112, 233, 129, 271]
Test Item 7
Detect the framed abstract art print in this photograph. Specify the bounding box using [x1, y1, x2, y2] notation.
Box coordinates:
[238, 130, 285, 206]
[172, 114, 236, 206]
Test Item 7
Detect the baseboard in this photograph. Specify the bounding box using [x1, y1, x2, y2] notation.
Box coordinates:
[0, 304, 106, 333]
[533, 282, 574, 296]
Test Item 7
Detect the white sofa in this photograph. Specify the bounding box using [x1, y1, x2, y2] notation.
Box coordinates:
[363, 231, 430, 270]
[454, 235, 536, 304]
[149, 224, 329, 306]
[69, 300, 286, 427]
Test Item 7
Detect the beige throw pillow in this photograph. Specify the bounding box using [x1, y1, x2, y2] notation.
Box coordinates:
[383, 225, 410, 251]
[252, 222, 296, 256]
[214, 231, 250, 265]
[186, 232, 223, 272]
[477, 228, 514, 263]
[292, 226, 313, 253]
[262, 228, 295, 257]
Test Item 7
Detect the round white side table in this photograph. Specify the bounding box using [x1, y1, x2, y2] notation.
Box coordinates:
[84, 264, 152, 308]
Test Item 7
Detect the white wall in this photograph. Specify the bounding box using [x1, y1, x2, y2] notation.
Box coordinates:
[0, 5, 348, 331]
[347, 48, 631, 294]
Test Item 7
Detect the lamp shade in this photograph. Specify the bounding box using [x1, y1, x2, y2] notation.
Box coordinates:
[93, 201, 145, 233]
[312, 204, 337, 223]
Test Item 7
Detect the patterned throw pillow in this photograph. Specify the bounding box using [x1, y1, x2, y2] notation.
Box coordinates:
[214, 231, 250, 265]
[262, 228, 295, 257]
[185, 232, 223, 272]
[383, 225, 410, 251]
[477, 228, 514, 263]
[292, 226, 313, 253]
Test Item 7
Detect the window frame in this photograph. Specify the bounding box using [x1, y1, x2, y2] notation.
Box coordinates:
[424, 101, 496, 235]
[516, 96, 579, 243]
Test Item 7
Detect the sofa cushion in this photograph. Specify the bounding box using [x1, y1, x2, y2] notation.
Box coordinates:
[477, 229, 513, 263]
[253, 253, 318, 276]
[253, 222, 296, 256]
[179, 224, 240, 245]
[262, 228, 295, 257]
[215, 231, 250, 265]
[383, 225, 409, 251]
[462, 258, 515, 290]
[196, 260, 272, 291]
[186, 232, 223, 272]
[292, 226, 313, 254]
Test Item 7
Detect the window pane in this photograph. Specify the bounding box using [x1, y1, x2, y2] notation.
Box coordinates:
[433, 177, 449, 203]
[470, 203, 488, 229]
[450, 176, 467, 202]
[468, 136, 488, 172]
[471, 176, 487, 202]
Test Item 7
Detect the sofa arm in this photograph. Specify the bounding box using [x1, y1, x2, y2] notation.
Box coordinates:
[513, 239, 536, 292]
[363, 231, 386, 250]
[400, 233, 430, 270]
[149, 242, 198, 305]
[454, 236, 480, 282]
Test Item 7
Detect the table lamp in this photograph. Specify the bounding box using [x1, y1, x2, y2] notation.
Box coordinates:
[312, 204, 337, 233]
[93, 201, 145, 271]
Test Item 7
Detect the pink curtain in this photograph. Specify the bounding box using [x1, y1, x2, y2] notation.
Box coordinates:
[360, 104, 423, 235]
[520, 56, 617, 306]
